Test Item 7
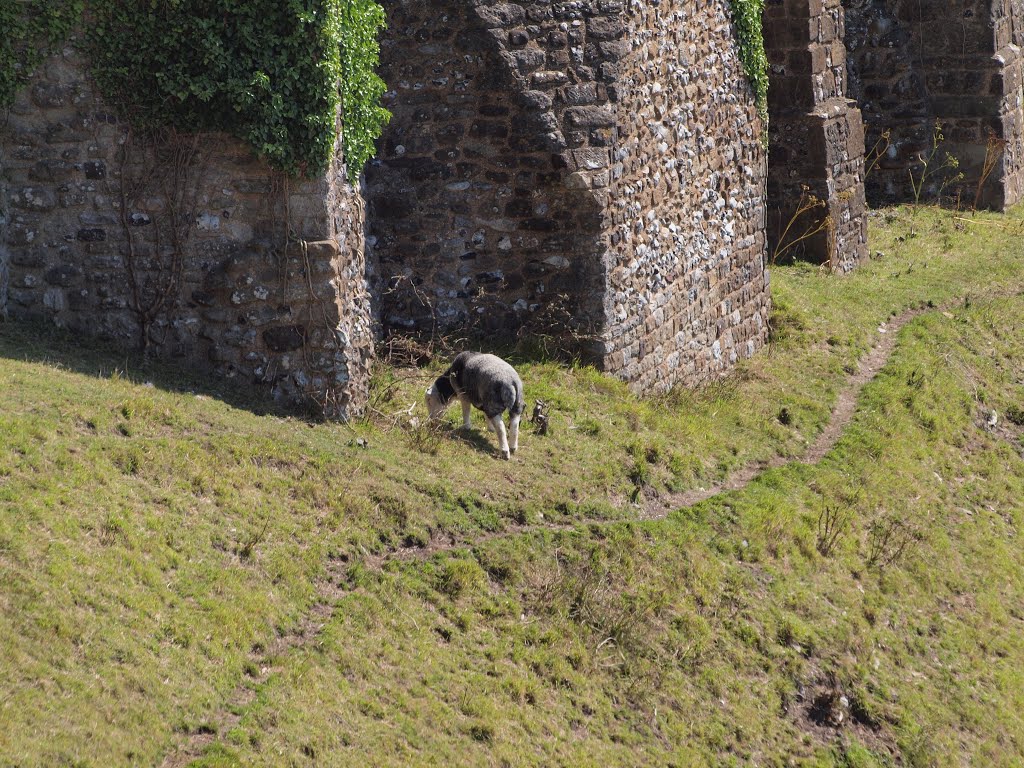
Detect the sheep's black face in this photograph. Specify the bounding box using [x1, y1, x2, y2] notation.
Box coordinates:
[425, 375, 456, 420]
[425, 385, 445, 419]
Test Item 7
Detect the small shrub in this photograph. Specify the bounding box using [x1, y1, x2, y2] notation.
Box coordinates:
[866, 513, 922, 571]
[238, 517, 271, 560]
[776, 615, 815, 655]
[100, 512, 129, 545]
[771, 186, 833, 265]
[907, 120, 965, 234]
[405, 420, 444, 455]
[628, 459, 650, 502]
[530, 541, 669, 671]
[467, 722, 494, 744]
[760, 513, 788, 558]
[1005, 404, 1024, 426]
[113, 448, 141, 475]
[816, 504, 851, 558]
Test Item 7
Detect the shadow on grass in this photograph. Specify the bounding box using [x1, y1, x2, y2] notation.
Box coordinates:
[450, 423, 506, 458]
[0, 318, 302, 420]
[0, 318, 584, 427]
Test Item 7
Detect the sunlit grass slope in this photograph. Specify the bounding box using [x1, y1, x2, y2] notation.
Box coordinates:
[0, 205, 1022, 766]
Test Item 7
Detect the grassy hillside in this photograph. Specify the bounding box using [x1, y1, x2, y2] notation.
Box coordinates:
[1, 205, 1023, 766]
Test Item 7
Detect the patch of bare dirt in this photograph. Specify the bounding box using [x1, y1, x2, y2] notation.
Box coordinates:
[787, 670, 901, 761]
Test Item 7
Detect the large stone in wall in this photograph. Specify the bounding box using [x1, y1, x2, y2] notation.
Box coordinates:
[0, 46, 374, 418]
[844, 0, 1024, 210]
[370, 0, 772, 392]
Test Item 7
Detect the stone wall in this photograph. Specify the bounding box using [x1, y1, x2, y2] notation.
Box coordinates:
[0, 45, 374, 418]
[844, 0, 1024, 209]
[0, 152, 8, 318]
[764, 0, 869, 271]
[366, 0, 607, 343]
[370, 0, 771, 390]
[994, 0, 1024, 207]
[605, 0, 770, 387]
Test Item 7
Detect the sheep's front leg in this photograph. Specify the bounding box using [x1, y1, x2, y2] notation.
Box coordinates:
[509, 413, 520, 454]
[490, 416, 510, 460]
[460, 398, 472, 430]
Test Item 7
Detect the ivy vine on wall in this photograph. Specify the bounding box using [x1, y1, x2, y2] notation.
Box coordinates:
[0, 0, 390, 183]
[728, 0, 769, 135]
[0, 0, 83, 108]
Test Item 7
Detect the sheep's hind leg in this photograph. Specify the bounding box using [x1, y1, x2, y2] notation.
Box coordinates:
[509, 413, 520, 454]
[491, 416, 510, 460]
[460, 398, 472, 430]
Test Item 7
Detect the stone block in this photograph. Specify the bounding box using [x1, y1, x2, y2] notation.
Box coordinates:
[475, 3, 526, 27]
[28, 160, 75, 183]
[564, 106, 615, 129]
[10, 187, 58, 212]
[44, 264, 83, 287]
[31, 83, 76, 109]
[83, 160, 106, 180]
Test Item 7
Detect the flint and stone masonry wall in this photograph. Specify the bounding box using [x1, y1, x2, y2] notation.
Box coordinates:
[606, 0, 770, 387]
[764, 0, 869, 271]
[0, 46, 374, 418]
[370, 0, 771, 390]
[8, 5, 1019, 410]
[843, 0, 1024, 209]
[366, 0, 610, 342]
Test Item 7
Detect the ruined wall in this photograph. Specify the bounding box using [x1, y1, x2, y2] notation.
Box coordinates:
[764, 0, 869, 271]
[605, 0, 770, 387]
[0, 46, 373, 417]
[994, 0, 1024, 207]
[844, 0, 1024, 209]
[366, 0, 607, 343]
[371, 0, 771, 390]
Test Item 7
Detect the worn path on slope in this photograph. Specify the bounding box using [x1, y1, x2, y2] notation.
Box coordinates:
[160, 291, 1009, 766]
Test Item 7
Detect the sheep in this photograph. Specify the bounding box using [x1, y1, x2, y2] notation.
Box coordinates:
[425, 351, 525, 460]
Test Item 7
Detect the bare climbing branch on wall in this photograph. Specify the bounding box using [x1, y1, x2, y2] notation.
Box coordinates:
[382, 272, 441, 349]
[863, 128, 892, 179]
[115, 126, 209, 352]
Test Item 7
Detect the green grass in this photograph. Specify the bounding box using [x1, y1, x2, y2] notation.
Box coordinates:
[0, 205, 1023, 766]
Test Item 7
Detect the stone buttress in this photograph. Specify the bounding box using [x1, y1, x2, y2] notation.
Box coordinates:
[370, 0, 772, 391]
[764, 0, 870, 271]
[0, 45, 374, 417]
[843, 0, 1024, 209]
